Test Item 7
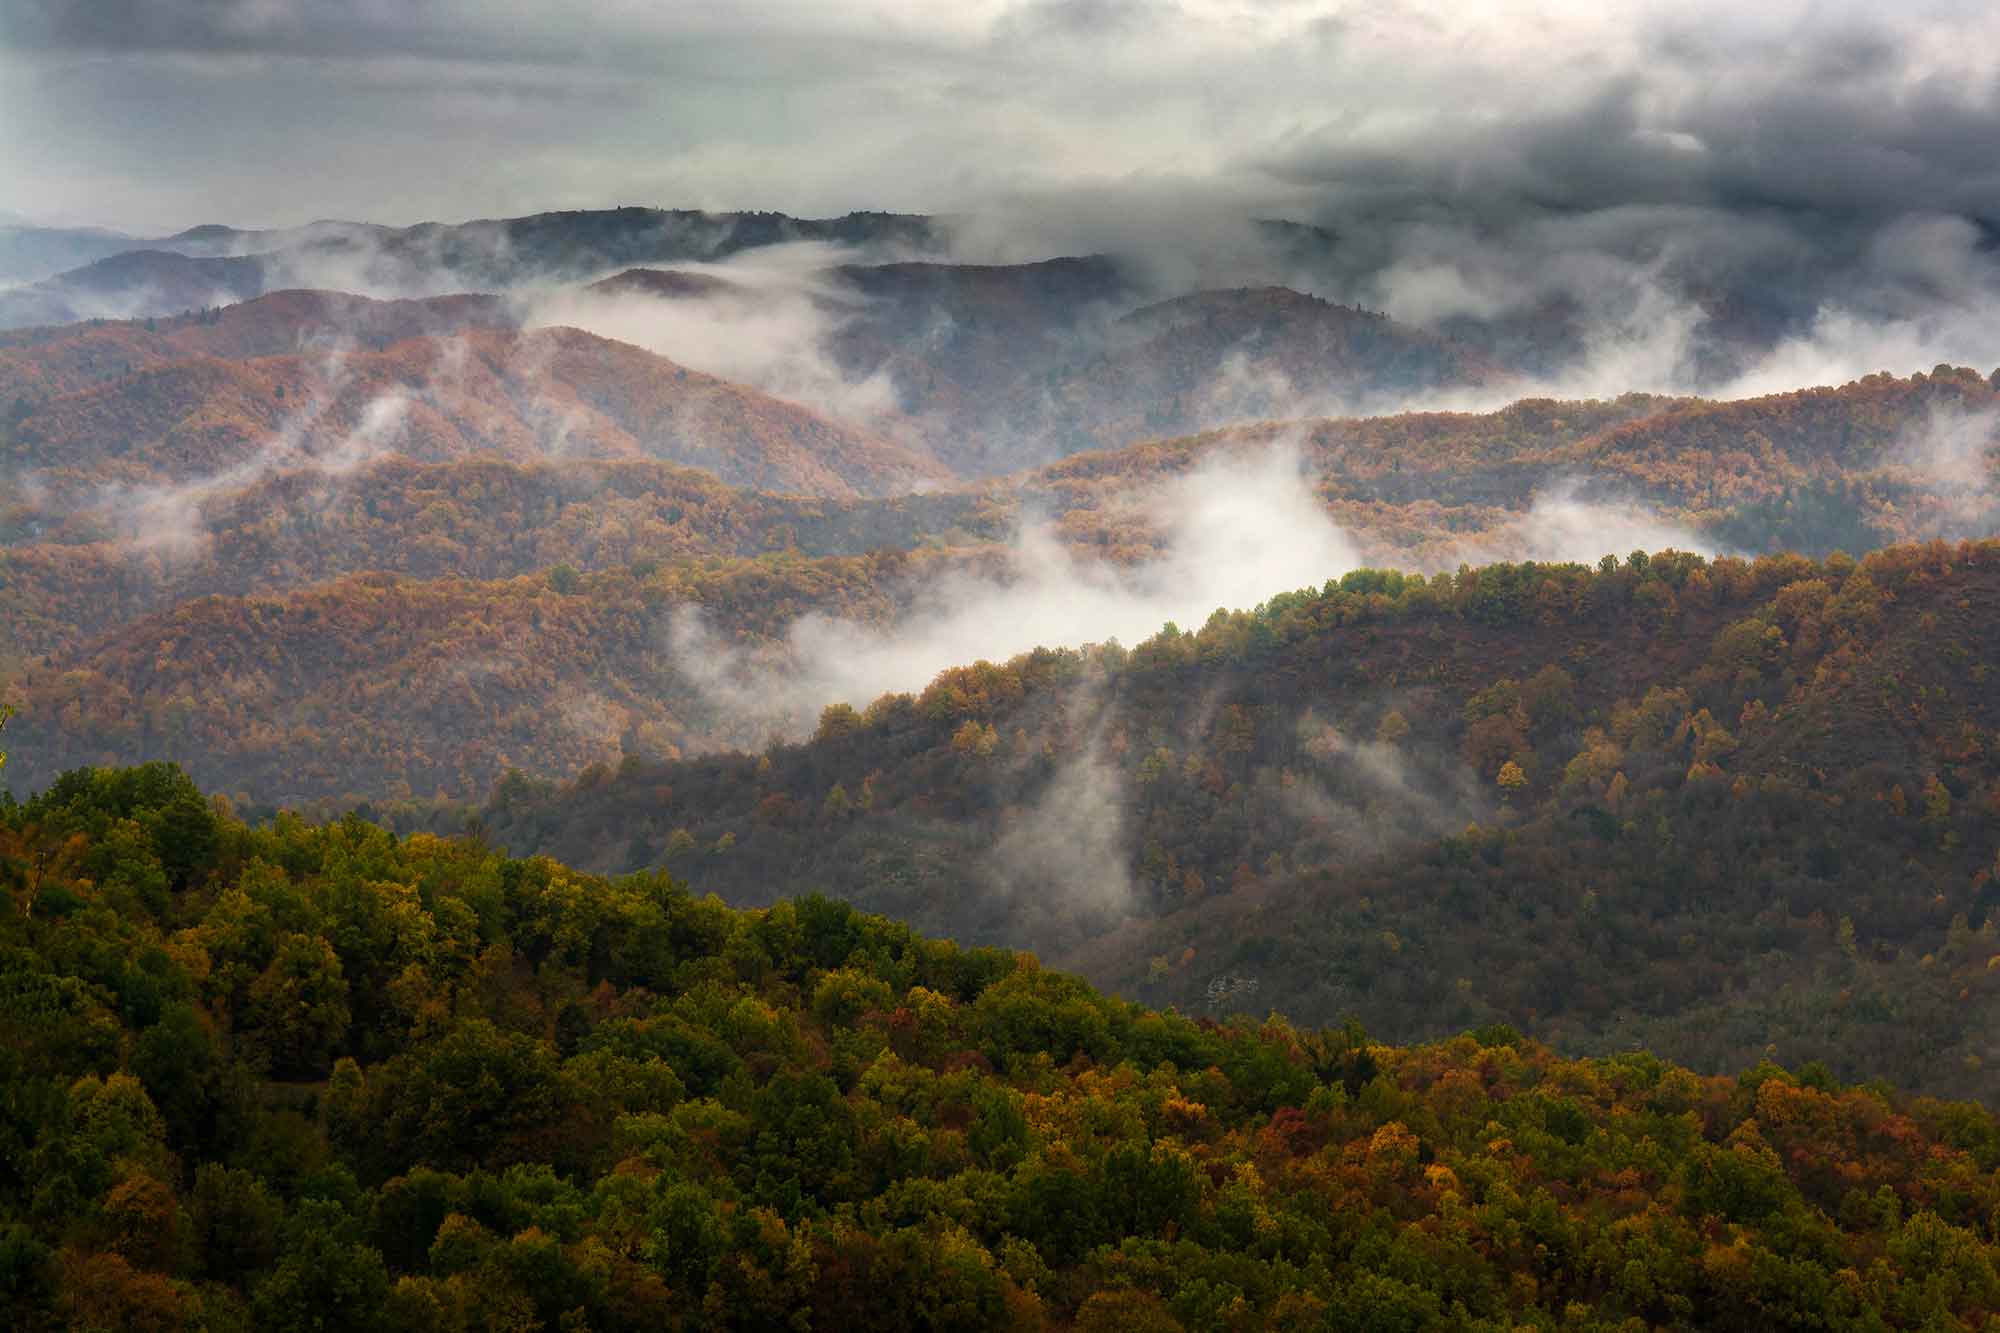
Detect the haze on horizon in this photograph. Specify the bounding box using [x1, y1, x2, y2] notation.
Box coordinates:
[0, 1, 1992, 233]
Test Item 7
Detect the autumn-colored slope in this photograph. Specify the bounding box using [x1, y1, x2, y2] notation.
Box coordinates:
[1566, 365, 2000, 514]
[13, 284, 1983, 575]
[0, 458, 1007, 660]
[1, 550, 963, 803]
[1020, 365, 2000, 558]
[5, 325, 950, 501]
[0, 289, 516, 397]
[5, 366, 1996, 814]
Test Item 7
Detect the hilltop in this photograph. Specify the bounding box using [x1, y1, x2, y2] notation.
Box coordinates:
[4, 324, 948, 506]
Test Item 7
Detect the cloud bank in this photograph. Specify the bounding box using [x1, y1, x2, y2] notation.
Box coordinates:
[667, 445, 1360, 739]
[522, 243, 903, 426]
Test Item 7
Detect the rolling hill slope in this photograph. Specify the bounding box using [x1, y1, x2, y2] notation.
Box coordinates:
[2, 551, 956, 801]
[6, 368, 1995, 810]
[448, 540, 2000, 1101]
[4, 324, 949, 504]
[5, 765, 1998, 1328]
[0, 289, 516, 397]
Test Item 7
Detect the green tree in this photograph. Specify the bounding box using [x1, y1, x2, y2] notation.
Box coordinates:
[373, 1021, 567, 1172]
[252, 1199, 390, 1331]
[131, 1002, 238, 1155]
[246, 934, 352, 1078]
[748, 1070, 856, 1211]
[189, 1164, 283, 1283]
[815, 703, 863, 742]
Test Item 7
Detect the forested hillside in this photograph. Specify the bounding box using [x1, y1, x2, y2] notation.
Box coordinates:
[4, 552, 962, 800]
[3, 325, 947, 507]
[0, 291, 517, 397]
[456, 539, 2000, 1102]
[1034, 365, 2000, 559]
[2, 765, 1999, 1329]
[6, 369, 1995, 809]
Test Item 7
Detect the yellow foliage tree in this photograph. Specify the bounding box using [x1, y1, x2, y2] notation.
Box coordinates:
[1375, 709, 1411, 747]
[951, 719, 999, 758]
[815, 703, 862, 743]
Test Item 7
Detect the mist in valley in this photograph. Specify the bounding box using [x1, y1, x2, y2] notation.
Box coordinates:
[13, 13, 2000, 1320]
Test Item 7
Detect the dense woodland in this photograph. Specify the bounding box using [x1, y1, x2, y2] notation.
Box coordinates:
[439, 539, 2000, 1103]
[2, 764, 2000, 1329]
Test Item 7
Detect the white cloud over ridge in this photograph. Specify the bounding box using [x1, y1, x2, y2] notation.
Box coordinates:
[663, 443, 1727, 746]
[666, 444, 1361, 739]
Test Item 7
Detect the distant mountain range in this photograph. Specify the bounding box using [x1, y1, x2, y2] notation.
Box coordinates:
[6, 355, 1995, 810]
[0, 222, 150, 284]
[0, 208, 951, 327]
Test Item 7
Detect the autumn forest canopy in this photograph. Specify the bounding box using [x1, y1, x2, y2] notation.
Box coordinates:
[12, 2, 2000, 1318]
[4, 766, 2000, 1329]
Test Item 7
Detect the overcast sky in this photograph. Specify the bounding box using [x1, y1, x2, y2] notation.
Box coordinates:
[2, 0, 1997, 235]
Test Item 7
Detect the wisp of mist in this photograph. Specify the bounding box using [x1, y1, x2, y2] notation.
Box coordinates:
[667, 446, 1349, 737]
[666, 444, 1719, 743]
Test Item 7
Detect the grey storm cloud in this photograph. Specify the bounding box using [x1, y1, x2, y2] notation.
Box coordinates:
[6, 2, 1997, 228]
[4, 0, 693, 64]
[1262, 42, 2000, 226]
[6, 0, 2000, 388]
